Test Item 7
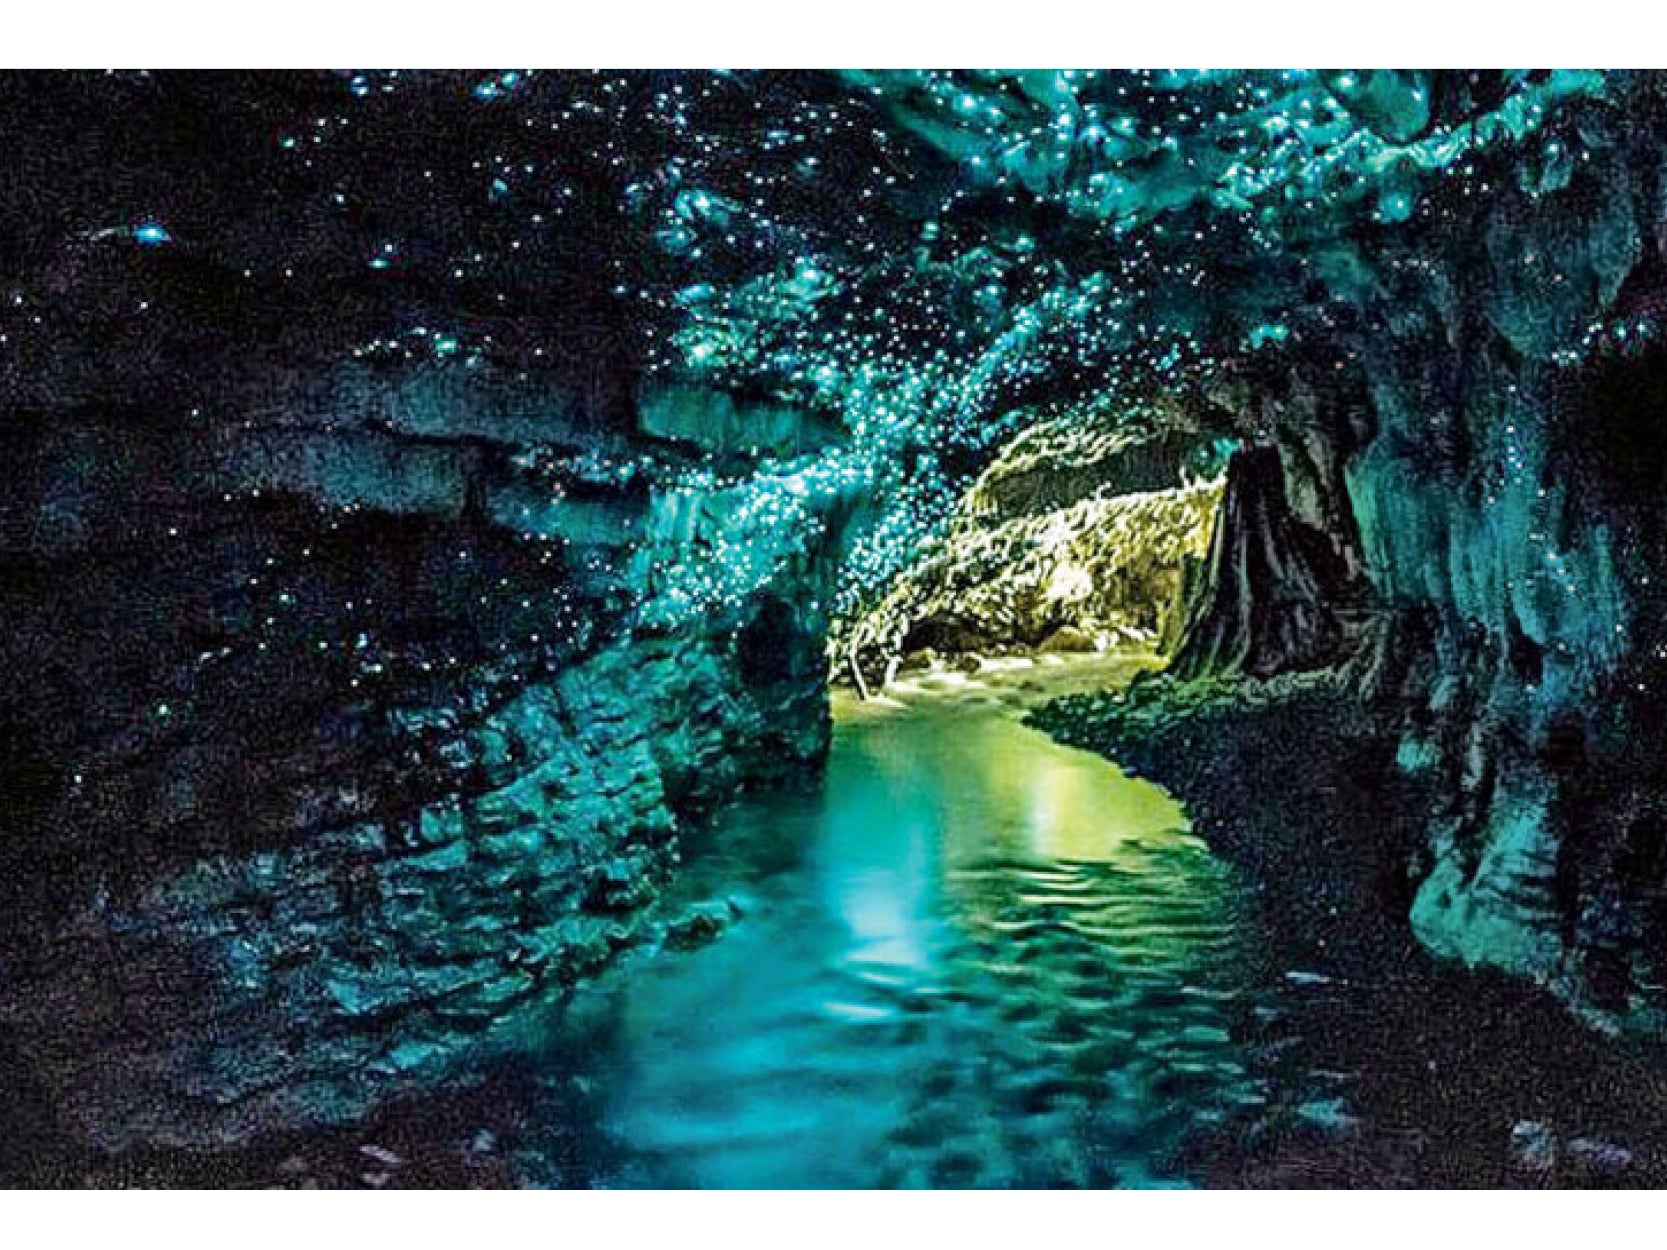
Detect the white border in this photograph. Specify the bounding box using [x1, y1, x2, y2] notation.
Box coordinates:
[6, 6, 1667, 1236]
[1, 2, 1661, 69]
[8, 1188, 1666, 1246]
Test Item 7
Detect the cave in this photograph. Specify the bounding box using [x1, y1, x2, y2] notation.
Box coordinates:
[8, 67, 1667, 1193]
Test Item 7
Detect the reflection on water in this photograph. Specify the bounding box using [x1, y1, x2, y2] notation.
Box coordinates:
[577, 661, 1270, 1188]
[517, 658, 1667, 1190]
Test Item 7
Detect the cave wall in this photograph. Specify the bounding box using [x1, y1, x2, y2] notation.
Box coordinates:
[0, 368, 837, 1151]
[1227, 115, 1667, 1032]
[1168, 443, 1359, 681]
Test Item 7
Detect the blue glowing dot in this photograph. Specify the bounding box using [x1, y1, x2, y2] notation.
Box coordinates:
[132, 222, 172, 246]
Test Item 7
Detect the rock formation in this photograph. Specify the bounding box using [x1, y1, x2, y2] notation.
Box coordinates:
[841, 419, 1221, 687]
[0, 368, 841, 1150]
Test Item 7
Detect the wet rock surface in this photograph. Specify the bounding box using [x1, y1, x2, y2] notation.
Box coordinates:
[0, 373, 840, 1161]
[1035, 669, 1667, 1187]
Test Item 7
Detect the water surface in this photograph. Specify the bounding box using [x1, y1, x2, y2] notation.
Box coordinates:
[572, 658, 1282, 1188]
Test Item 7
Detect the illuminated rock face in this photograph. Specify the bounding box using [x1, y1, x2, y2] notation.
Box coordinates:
[1141, 122, 1667, 1029]
[841, 421, 1221, 684]
[0, 628, 828, 1150]
[1169, 444, 1357, 681]
[1336, 173, 1667, 1031]
[0, 377, 836, 1150]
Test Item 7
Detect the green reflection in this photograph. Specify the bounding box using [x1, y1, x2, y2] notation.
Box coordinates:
[590, 661, 1261, 1188]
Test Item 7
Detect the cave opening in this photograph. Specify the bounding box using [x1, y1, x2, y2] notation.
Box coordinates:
[833, 411, 1229, 697]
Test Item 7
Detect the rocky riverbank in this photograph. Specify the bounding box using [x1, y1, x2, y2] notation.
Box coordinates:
[0, 370, 845, 1164]
[1032, 671, 1667, 1187]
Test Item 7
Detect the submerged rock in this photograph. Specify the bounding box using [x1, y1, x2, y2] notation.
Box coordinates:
[664, 901, 737, 951]
[1566, 1136, 1635, 1179]
[1508, 1122, 1636, 1182]
[1038, 626, 1099, 655]
[357, 1144, 405, 1170]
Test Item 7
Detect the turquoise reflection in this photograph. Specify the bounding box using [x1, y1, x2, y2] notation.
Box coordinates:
[584, 660, 1261, 1188]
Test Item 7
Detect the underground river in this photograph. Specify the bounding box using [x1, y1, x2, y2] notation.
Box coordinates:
[60, 655, 1667, 1189]
[571, 655, 1260, 1187]
[504, 658, 1330, 1185]
[519, 655, 1667, 1189]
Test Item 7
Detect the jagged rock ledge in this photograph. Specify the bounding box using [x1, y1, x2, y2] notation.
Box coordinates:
[0, 375, 842, 1159]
